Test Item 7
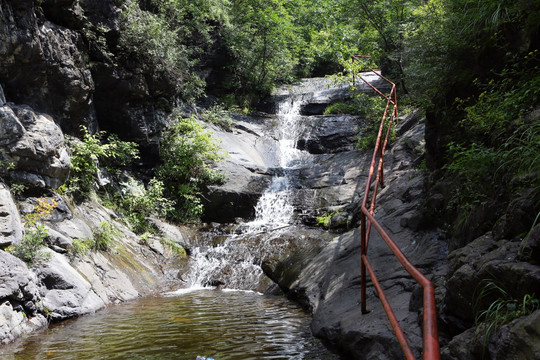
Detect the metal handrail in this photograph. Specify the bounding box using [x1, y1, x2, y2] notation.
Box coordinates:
[352, 55, 440, 360]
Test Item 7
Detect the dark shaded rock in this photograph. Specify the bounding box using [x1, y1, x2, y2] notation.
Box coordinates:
[445, 232, 540, 330]
[0, 0, 97, 133]
[296, 115, 361, 154]
[520, 224, 540, 264]
[301, 103, 328, 115]
[42, 0, 84, 29]
[493, 188, 540, 241]
[488, 310, 540, 360]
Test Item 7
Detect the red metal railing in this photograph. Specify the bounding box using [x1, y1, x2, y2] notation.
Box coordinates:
[351, 55, 440, 360]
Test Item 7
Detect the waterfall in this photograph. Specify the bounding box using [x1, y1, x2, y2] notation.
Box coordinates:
[246, 96, 309, 233]
[182, 92, 311, 291]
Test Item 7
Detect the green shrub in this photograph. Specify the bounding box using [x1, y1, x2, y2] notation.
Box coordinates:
[201, 104, 234, 130]
[119, 0, 204, 100]
[64, 126, 139, 197]
[157, 113, 225, 222]
[70, 238, 90, 256]
[9, 225, 50, 267]
[160, 237, 187, 256]
[89, 221, 119, 251]
[316, 210, 343, 228]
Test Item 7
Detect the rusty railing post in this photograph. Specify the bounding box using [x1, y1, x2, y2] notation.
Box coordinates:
[360, 212, 368, 314]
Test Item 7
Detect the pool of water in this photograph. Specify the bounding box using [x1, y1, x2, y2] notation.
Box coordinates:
[1, 289, 340, 360]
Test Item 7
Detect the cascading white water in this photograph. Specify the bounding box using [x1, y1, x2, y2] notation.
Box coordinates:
[246, 96, 308, 232]
[183, 93, 310, 290]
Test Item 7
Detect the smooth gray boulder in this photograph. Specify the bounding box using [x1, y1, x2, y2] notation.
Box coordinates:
[203, 117, 275, 222]
[38, 250, 105, 320]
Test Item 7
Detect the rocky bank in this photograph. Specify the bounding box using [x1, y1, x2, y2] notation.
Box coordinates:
[0, 0, 539, 358]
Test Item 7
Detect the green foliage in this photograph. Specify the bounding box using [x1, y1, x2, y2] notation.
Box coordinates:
[474, 281, 540, 356]
[443, 72, 540, 223]
[89, 221, 119, 251]
[157, 113, 224, 222]
[121, 178, 174, 233]
[119, 0, 204, 100]
[9, 224, 50, 267]
[316, 210, 343, 228]
[200, 104, 234, 130]
[8, 198, 57, 266]
[160, 237, 187, 256]
[0, 149, 15, 180]
[65, 126, 139, 197]
[70, 238, 89, 256]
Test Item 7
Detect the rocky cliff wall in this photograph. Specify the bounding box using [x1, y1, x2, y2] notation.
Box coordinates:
[0, 0, 178, 163]
[0, 191, 189, 345]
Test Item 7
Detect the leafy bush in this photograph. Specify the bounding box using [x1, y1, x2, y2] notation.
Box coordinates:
[10, 225, 50, 267]
[70, 238, 89, 256]
[89, 221, 119, 251]
[316, 210, 343, 228]
[64, 126, 139, 197]
[157, 113, 224, 222]
[201, 104, 234, 130]
[444, 72, 540, 223]
[119, 0, 204, 100]
[121, 178, 174, 233]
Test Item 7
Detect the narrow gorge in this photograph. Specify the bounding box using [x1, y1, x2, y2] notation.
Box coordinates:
[1, 0, 540, 359]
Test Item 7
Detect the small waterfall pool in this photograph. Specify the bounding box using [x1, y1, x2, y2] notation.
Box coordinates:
[1, 289, 339, 360]
[2, 78, 353, 359]
[181, 91, 312, 291]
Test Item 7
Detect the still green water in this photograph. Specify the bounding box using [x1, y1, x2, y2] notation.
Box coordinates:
[1, 289, 340, 360]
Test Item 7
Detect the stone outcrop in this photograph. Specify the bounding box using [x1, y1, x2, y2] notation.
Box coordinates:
[203, 115, 275, 222]
[263, 111, 448, 358]
[0, 0, 178, 162]
[0, 102, 70, 188]
[0, 0, 96, 134]
[0, 251, 47, 344]
[0, 182, 22, 248]
[0, 197, 189, 345]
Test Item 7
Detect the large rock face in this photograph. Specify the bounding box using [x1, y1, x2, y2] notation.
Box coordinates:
[0, 102, 70, 188]
[0, 0, 96, 134]
[0, 196, 190, 345]
[0, 182, 22, 248]
[0, 250, 47, 344]
[261, 112, 448, 358]
[0, 0, 178, 162]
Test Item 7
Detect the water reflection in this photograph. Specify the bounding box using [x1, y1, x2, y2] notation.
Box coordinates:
[1, 289, 340, 360]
